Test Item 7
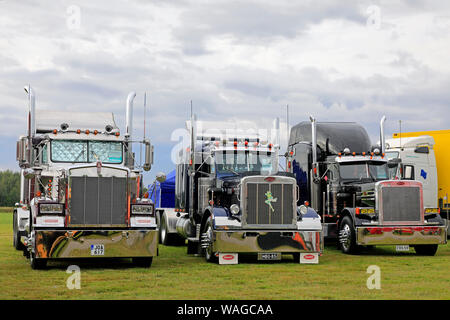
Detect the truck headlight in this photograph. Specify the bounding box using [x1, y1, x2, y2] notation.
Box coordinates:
[230, 204, 240, 215]
[131, 204, 154, 215]
[299, 205, 308, 215]
[39, 203, 64, 215]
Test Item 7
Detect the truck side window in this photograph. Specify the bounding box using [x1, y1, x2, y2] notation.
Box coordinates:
[414, 146, 429, 154]
[41, 144, 48, 164]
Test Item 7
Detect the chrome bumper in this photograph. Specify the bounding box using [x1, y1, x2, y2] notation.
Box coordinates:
[212, 230, 322, 253]
[34, 229, 158, 259]
[356, 226, 447, 246]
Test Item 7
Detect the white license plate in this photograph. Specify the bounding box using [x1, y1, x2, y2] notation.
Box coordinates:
[90, 244, 104, 256]
[396, 245, 410, 252]
[258, 253, 281, 261]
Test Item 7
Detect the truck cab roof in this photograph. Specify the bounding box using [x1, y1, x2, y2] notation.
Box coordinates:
[386, 135, 435, 149]
[36, 110, 119, 134]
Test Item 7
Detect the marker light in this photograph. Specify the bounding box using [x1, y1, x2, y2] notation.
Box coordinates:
[76, 129, 81, 134]
[53, 129, 57, 134]
[85, 130, 90, 135]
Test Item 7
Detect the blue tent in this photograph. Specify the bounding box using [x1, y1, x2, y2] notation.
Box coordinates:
[149, 169, 176, 208]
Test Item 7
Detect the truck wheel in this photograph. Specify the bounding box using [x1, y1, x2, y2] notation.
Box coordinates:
[202, 216, 217, 263]
[160, 217, 170, 245]
[132, 257, 153, 268]
[339, 216, 359, 254]
[30, 253, 47, 270]
[13, 211, 24, 251]
[414, 245, 438, 256]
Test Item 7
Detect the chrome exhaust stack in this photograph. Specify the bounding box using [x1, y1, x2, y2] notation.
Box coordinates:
[24, 85, 36, 138]
[126, 91, 136, 140]
[309, 115, 318, 166]
[125, 91, 136, 169]
[380, 115, 386, 154]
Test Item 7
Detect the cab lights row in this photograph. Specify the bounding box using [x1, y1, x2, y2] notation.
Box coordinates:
[51, 128, 121, 137]
[50, 123, 121, 137]
[337, 148, 386, 159]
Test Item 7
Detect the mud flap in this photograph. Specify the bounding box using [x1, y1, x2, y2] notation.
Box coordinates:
[300, 252, 319, 264]
[218, 253, 238, 265]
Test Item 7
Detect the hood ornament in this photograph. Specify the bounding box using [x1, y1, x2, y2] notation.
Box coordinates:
[96, 161, 102, 176]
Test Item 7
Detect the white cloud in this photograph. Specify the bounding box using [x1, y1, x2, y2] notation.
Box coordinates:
[0, 0, 449, 183]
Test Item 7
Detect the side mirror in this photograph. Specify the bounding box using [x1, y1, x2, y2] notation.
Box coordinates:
[403, 165, 415, 180]
[156, 172, 166, 183]
[387, 158, 401, 168]
[16, 137, 29, 168]
[143, 139, 154, 172]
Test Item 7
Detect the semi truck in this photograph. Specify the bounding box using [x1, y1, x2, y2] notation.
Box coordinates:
[385, 130, 450, 234]
[285, 116, 447, 255]
[156, 116, 323, 264]
[13, 86, 158, 269]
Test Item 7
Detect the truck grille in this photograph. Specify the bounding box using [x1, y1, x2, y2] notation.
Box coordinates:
[380, 186, 422, 224]
[243, 177, 296, 228]
[69, 176, 127, 226]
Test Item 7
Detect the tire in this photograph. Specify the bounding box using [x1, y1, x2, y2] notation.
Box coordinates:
[159, 216, 170, 245]
[414, 244, 438, 256]
[338, 216, 360, 254]
[202, 216, 217, 263]
[132, 257, 153, 268]
[30, 253, 47, 270]
[13, 211, 24, 251]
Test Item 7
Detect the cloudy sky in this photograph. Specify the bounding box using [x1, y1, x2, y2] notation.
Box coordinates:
[1, 0, 449, 184]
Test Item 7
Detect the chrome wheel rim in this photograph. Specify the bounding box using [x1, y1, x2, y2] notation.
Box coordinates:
[340, 224, 351, 251]
[204, 225, 213, 259]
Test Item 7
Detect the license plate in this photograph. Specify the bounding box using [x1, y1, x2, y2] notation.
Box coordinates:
[90, 244, 104, 256]
[396, 245, 410, 252]
[258, 253, 281, 261]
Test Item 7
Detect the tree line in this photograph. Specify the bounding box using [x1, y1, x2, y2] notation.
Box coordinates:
[0, 170, 20, 207]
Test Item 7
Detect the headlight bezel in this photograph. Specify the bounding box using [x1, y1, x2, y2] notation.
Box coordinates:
[230, 204, 240, 215]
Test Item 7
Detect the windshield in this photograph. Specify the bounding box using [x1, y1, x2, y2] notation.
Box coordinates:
[385, 151, 399, 160]
[51, 140, 123, 164]
[339, 161, 389, 182]
[215, 151, 273, 175]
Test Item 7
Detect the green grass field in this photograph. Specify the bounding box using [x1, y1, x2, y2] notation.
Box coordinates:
[0, 207, 449, 300]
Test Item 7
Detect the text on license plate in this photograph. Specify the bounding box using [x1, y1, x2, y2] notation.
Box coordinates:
[258, 253, 281, 261]
[90, 244, 104, 256]
[396, 245, 410, 252]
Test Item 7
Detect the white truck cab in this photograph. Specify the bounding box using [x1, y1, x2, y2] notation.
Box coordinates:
[385, 136, 438, 210]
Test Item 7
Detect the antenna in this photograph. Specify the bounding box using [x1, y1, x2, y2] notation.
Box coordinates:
[286, 104, 289, 148]
[140, 92, 147, 168]
[144, 92, 147, 140]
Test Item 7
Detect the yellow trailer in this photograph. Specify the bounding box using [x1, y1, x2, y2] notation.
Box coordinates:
[393, 130, 450, 214]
